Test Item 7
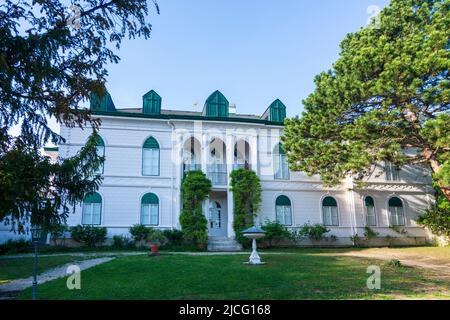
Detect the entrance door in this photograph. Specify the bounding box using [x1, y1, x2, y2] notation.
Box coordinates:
[208, 201, 227, 237]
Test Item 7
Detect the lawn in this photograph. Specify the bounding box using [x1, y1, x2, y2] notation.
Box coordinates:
[0, 255, 90, 284]
[17, 251, 450, 300]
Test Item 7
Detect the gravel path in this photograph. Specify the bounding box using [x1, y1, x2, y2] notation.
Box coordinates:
[0, 257, 115, 299]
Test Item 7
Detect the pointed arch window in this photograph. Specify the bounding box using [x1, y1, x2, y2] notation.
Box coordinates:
[141, 193, 159, 226]
[322, 196, 339, 226]
[274, 143, 289, 180]
[142, 137, 160, 176]
[364, 196, 376, 226]
[82, 193, 102, 225]
[96, 136, 105, 174]
[276, 195, 292, 226]
[388, 197, 405, 226]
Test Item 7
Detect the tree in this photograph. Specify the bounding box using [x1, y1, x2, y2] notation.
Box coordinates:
[179, 171, 212, 248]
[282, 0, 449, 201]
[0, 0, 158, 231]
[0, 133, 103, 232]
[230, 168, 262, 245]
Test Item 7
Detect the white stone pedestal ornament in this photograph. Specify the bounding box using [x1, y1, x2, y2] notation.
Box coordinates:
[242, 226, 266, 265]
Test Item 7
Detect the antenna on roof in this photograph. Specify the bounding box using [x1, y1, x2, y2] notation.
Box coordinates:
[193, 101, 198, 112]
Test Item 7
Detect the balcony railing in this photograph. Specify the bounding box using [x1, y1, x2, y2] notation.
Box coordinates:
[207, 164, 227, 186]
[232, 163, 252, 171]
[183, 163, 201, 176]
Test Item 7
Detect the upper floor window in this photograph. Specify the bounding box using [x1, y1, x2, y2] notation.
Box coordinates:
[82, 192, 102, 225]
[96, 136, 105, 174]
[322, 196, 339, 226]
[141, 193, 159, 226]
[385, 161, 400, 181]
[364, 196, 376, 226]
[388, 197, 405, 226]
[276, 195, 292, 226]
[274, 143, 289, 180]
[142, 137, 160, 176]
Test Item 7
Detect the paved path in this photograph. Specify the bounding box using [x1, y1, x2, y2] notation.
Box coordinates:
[0, 257, 115, 299]
[337, 250, 450, 275]
[0, 251, 146, 260]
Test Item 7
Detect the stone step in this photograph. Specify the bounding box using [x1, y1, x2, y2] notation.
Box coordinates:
[207, 237, 242, 252]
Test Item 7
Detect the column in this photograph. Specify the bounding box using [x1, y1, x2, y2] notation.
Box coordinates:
[226, 134, 235, 239]
[250, 135, 258, 175]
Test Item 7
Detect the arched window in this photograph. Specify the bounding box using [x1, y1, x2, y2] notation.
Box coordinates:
[364, 196, 376, 226]
[276, 195, 292, 226]
[204, 90, 229, 117]
[322, 196, 339, 226]
[274, 143, 289, 180]
[96, 136, 105, 174]
[82, 192, 102, 225]
[142, 137, 160, 176]
[141, 193, 159, 226]
[388, 197, 405, 226]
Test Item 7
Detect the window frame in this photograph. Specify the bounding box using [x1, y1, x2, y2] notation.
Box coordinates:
[142, 137, 160, 176]
[364, 196, 377, 227]
[388, 197, 406, 226]
[321, 196, 339, 227]
[275, 195, 293, 226]
[140, 193, 160, 226]
[82, 193, 102, 226]
[274, 143, 290, 180]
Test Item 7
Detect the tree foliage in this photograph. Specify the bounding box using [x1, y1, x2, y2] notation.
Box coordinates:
[282, 0, 449, 201]
[180, 170, 211, 248]
[0, 132, 103, 232]
[230, 169, 262, 244]
[0, 0, 158, 231]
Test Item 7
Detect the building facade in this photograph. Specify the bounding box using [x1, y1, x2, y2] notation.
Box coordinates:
[1, 90, 434, 247]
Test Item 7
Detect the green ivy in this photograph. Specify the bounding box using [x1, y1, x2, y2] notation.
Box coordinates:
[230, 169, 262, 245]
[180, 170, 212, 249]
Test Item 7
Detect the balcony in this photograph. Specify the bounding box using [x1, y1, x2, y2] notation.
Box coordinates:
[232, 163, 252, 171]
[207, 164, 227, 186]
[183, 163, 201, 176]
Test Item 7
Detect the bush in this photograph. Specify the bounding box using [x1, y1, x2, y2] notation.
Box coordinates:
[48, 224, 68, 246]
[298, 223, 330, 241]
[147, 229, 167, 245]
[163, 229, 184, 246]
[70, 225, 107, 247]
[112, 235, 125, 249]
[0, 239, 31, 255]
[180, 170, 211, 248]
[129, 224, 152, 244]
[387, 259, 403, 268]
[363, 226, 379, 240]
[261, 220, 291, 247]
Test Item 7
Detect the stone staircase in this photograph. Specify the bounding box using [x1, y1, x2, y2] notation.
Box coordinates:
[207, 237, 242, 252]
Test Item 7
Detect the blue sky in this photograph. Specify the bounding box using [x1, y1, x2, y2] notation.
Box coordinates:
[104, 0, 389, 117]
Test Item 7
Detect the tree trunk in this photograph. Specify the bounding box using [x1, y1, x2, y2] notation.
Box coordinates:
[422, 148, 450, 201]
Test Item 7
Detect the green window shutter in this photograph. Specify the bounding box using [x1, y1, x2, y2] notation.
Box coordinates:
[84, 192, 102, 203]
[388, 197, 403, 207]
[143, 90, 162, 115]
[364, 196, 375, 207]
[268, 99, 286, 122]
[90, 92, 116, 112]
[204, 90, 229, 117]
[276, 195, 291, 206]
[143, 137, 159, 149]
[323, 196, 337, 207]
[141, 193, 159, 204]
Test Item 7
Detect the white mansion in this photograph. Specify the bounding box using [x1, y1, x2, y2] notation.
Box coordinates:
[0, 90, 436, 248]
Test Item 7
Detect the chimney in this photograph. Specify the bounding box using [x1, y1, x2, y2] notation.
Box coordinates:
[229, 103, 236, 115]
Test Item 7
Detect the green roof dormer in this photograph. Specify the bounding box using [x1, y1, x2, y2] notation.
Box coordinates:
[143, 90, 161, 115]
[203, 90, 229, 118]
[90, 91, 116, 112]
[261, 99, 286, 123]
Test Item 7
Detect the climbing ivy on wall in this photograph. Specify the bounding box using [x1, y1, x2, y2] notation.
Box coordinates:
[230, 168, 262, 245]
[180, 170, 212, 248]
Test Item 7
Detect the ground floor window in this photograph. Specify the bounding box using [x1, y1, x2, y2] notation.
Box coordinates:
[389, 197, 405, 226]
[275, 195, 292, 226]
[364, 196, 376, 226]
[82, 192, 102, 225]
[322, 196, 339, 226]
[141, 193, 159, 226]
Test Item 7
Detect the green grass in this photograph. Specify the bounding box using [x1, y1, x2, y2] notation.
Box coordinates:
[17, 252, 450, 300]
[0, 255, 90, 284]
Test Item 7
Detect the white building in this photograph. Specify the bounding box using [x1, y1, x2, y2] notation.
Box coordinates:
[1, 90, 434, 248]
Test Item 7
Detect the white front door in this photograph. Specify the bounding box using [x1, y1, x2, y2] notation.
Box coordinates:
[208, 201, 227, 237]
